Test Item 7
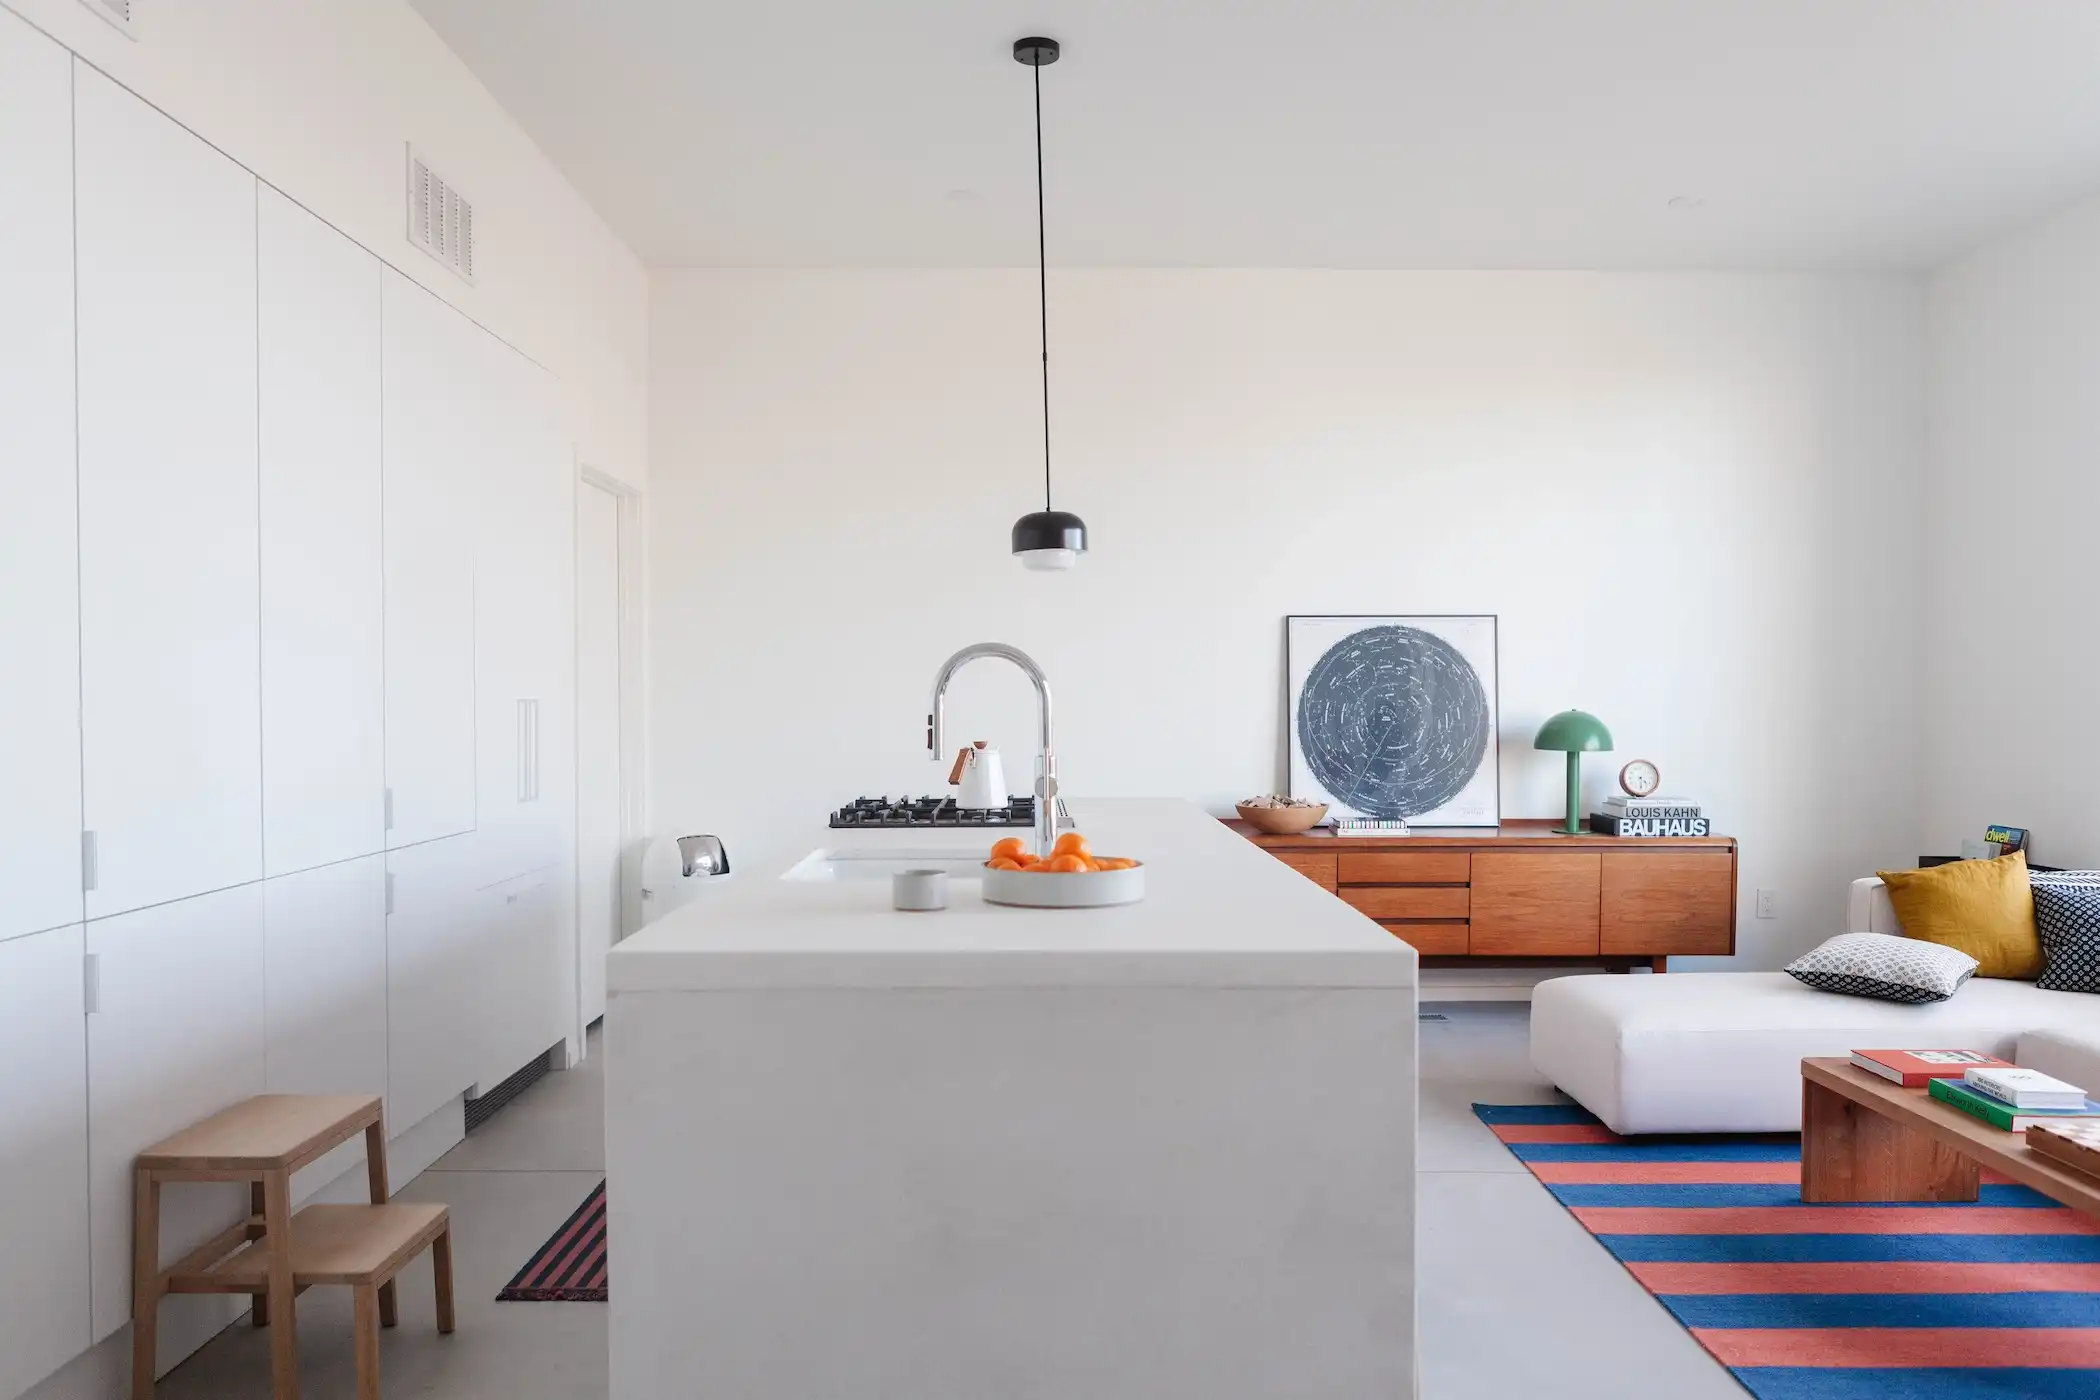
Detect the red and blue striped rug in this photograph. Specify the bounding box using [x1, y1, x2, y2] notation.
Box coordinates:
[1475, 1103, 2100, 1397]
[496, 1179, 608, 1302]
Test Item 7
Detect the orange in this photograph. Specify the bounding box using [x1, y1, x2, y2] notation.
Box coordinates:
[986, 857, 1024, 871]
[1095, 857, 1135, 871]
[1045, 853, 1089, 873]
[989, 836, 1027, 863]
[1052, 832, 1092, 859]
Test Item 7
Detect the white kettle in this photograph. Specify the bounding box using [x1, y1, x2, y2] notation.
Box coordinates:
[948, 740, 1009, 811]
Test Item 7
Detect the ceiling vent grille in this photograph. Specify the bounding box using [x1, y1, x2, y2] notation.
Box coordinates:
[77, 0, 136, 38]
[407, 146, 476, 284]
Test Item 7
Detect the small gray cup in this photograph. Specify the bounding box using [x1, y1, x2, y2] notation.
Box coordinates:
[892, 869, 949, 912]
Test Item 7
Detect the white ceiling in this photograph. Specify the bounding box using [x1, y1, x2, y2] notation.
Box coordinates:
[410, 0, 2100, 270]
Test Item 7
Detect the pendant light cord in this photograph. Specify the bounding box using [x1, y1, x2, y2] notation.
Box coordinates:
[1034, 58, 1052, 512]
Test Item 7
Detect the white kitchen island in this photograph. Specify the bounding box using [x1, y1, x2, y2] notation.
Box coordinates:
[605, 798, 1417, 1400]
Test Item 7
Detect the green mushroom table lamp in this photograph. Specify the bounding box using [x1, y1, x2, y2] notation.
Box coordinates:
[1534, 710, 1613, 835]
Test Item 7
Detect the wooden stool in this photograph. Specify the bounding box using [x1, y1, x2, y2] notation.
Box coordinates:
[206, 1203, 454, 1400]
[132, 1094, 454, 1400]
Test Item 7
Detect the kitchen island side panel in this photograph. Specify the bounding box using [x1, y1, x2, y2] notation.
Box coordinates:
[607, 983, 1417, 1400]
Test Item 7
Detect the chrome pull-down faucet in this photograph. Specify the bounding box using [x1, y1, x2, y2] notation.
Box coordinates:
[928, 643, 1058, 859]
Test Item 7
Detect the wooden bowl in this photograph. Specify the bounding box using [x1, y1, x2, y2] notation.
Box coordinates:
[1236, 802, 1329, 834]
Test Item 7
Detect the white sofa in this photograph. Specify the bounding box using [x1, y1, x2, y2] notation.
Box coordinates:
[1531, 877, 2100, 1133]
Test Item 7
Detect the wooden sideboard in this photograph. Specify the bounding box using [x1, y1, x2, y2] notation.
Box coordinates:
[1227, 819, 1737, 971]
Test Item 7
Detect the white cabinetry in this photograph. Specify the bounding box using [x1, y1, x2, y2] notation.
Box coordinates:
[0, 925, 91, 1400]
[382, 270, 479, 849]
[259, 188, 385, 877]
[75, 65, 261, 919]
[474, 347, 577, 888]
[264, 856, 388, 1199]
[470, 334, 579, 1078]
[0, 15, 83, 943]
[86, 885, 266, 1350]
[473, 864, 574, 1092]
[386, 835, 480, 1134]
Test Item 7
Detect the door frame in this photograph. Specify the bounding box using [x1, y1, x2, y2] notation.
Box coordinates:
[573, 463, 645, 1052]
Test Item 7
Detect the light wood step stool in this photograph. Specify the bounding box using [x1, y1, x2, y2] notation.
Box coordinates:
[133, 1094, 455, 1400]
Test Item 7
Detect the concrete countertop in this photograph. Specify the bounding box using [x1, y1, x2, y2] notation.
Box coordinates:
[607, 796, 1418, 992]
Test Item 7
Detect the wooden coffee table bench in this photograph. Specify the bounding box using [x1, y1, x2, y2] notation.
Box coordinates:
[1801, 1057, 2100, 1217]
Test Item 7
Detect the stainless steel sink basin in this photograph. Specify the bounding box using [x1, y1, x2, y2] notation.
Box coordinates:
[780, 848, 987, 882]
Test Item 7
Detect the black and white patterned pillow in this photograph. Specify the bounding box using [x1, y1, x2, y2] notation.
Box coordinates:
[2031, 872, 2100, 994]
[1785, 932, 1979, 1004]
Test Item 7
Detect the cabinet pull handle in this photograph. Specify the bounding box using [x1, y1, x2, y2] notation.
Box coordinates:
[81, 831, 98, 892]
[517, 698, 540, 802]
[83, 953, 100, 1015]
[385, 872, 396, 916]
[384, 788, 394, 832]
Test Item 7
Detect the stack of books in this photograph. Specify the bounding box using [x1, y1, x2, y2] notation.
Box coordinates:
[1589, 795, 1711, 837]
[1928, 1065, 2100, 1132]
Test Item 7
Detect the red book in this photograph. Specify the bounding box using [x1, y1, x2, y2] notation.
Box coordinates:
[1850, 1048, 2013, 1088]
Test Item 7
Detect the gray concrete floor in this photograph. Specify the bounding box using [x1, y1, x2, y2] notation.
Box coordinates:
[152, 1006, 1744, 1399]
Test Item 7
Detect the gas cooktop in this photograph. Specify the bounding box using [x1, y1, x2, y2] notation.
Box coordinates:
[828, 795, 1071, 829]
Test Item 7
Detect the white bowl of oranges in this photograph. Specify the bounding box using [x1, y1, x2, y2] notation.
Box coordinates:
[980, 832, 1145, 909]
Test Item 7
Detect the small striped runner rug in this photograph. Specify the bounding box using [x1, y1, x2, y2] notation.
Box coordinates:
[496, 1179, 607, 1302]
[1475, 1103, 2100, 1398]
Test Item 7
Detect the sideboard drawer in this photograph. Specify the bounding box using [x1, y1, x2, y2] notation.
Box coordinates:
[1272, 851, 1338, 891]
[1381, 920, 1468, 955]
[1337, 852, 1470, 886]
[1343, 886, 1470, 920]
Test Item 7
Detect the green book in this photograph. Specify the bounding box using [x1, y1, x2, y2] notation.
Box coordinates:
[1929, 1075, 2100, 1131]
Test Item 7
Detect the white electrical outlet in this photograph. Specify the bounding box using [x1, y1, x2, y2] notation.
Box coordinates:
[1756, 888, 1778, 919]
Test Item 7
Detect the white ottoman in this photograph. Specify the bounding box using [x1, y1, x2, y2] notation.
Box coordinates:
[2018, 1028, 2100, 1096]
[1530, 972, 2097, 1134]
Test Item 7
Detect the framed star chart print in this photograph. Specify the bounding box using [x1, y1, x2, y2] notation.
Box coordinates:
[1286, 615, 1500, 827]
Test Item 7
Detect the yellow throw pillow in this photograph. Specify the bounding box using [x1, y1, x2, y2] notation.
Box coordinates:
[1876, 852, 2043, 980]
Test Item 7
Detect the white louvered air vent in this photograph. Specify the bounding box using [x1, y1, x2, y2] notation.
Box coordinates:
[77, 0, 137, 38]
[407, 146, 476, 284]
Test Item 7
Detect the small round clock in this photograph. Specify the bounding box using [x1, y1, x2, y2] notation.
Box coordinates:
[1618, 760, 1661, 797]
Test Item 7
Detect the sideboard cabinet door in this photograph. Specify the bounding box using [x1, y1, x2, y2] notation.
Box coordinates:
[1469, 852, 1600, 956]
[1601, 851, 1735, 957]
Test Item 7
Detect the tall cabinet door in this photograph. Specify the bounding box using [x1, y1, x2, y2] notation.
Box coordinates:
[382, 270, 478, 849]
[75, 65, 261, 918]
[0, 13, 83, 941]
[386, 835, 481, 1134]
[259, 188, 384, 877]
[473, 342, 576, 888]
[264, 857, 388, 1199]
[86, 885, 266, 1349]
[0, 925, 91, 1400]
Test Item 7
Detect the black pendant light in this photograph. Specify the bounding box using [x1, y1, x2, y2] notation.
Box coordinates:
[1010, 35, 1087, 571]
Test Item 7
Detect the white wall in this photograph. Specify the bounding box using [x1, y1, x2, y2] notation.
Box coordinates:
[650, 268, 1925, 968]
[0, 0, 648, 488]
[1925, 191, 2100, 868]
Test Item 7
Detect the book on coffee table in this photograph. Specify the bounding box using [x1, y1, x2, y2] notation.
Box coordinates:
[1964, 1066, 2089, 1111]
[1929, 1076, 2100, 1131]
[1850, 1048, 2011, 1088]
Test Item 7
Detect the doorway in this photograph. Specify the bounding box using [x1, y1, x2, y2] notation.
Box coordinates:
[575, 468, 639, 1031]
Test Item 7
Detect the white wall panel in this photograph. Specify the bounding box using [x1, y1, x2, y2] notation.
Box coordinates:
[86, 885, 265, 1349]
[75, 64, 261, 919]
[0, 925, 91, 1400]
[382, 270, 478, 849]
[0, 15, 84, 943]
[259, 188, 385, 876]
[263, 856, 388, 1202]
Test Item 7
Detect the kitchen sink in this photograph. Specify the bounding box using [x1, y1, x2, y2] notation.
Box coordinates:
[780, 848, 988, 882]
